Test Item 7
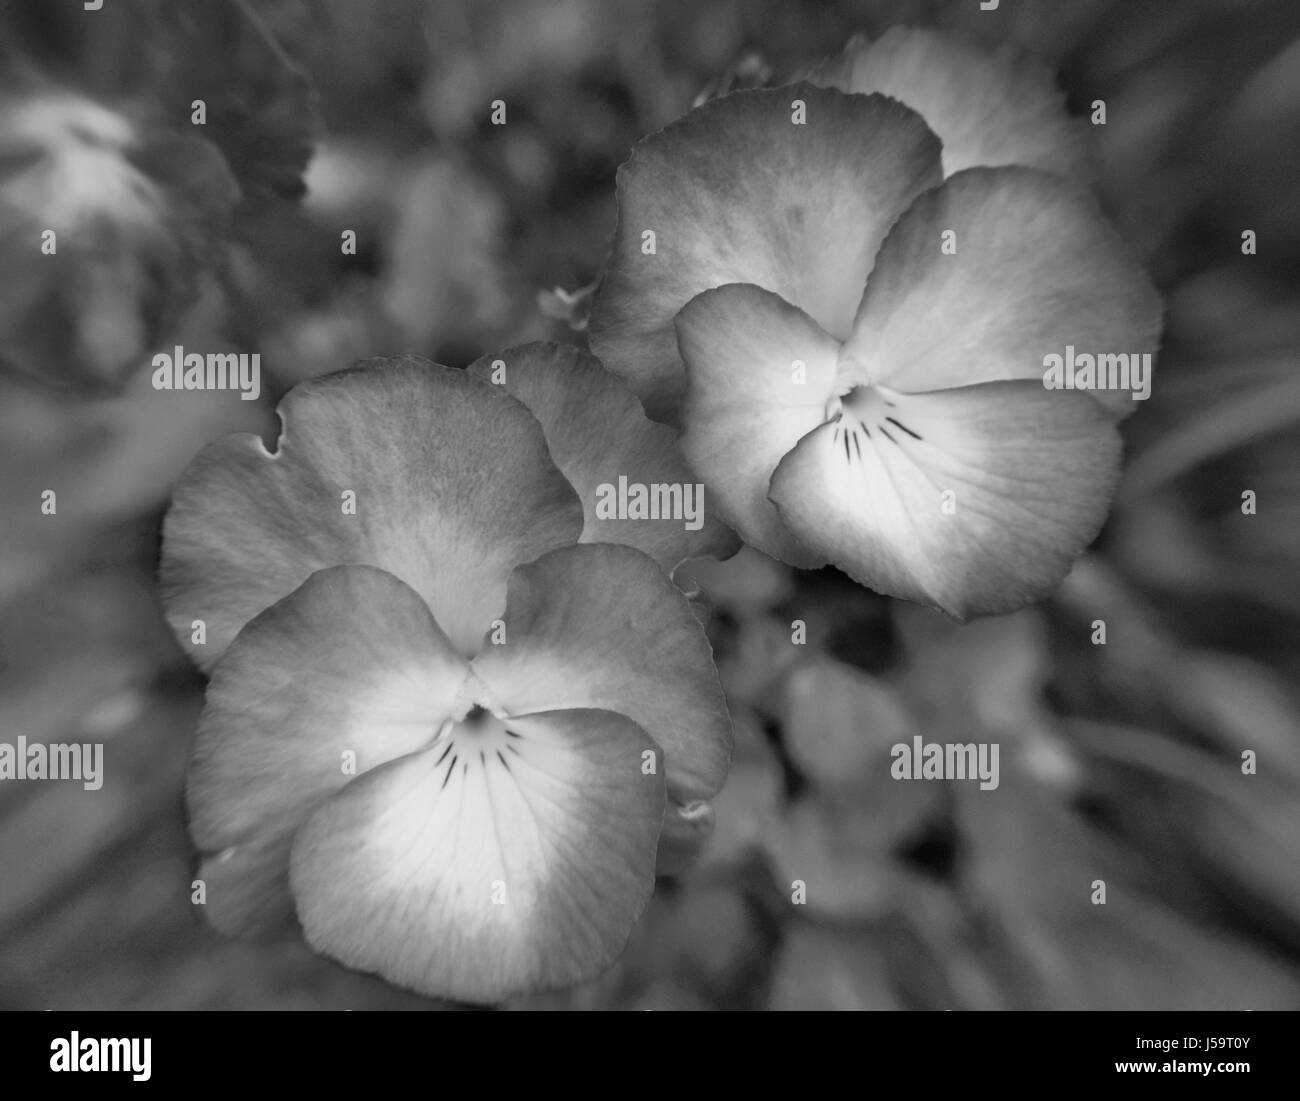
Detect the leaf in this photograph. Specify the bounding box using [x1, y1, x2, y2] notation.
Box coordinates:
[768, 923, 902, 1011]
[781, 657, 913, 791]
[958, 760, 1300, 1008]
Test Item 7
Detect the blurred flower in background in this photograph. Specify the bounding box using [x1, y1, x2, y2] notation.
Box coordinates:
[1, 0, 1298, 1009]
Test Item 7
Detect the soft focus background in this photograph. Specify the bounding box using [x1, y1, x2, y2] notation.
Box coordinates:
[2, 0, 1299, 1009]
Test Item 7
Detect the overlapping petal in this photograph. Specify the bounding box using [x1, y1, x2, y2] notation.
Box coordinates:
[843, 167, 1163, 418]
[160, 357, 584, 667]
[806, 27, 1093, 178]
[290, 708, 665, 1003]
[588, 84, 942, 421]
[768, 381, 1122, 619]
[676, 283, 839, 566]
[466, 342, 738, 569]
[187, 565, 472, 935]
[472, 543, 733, 803]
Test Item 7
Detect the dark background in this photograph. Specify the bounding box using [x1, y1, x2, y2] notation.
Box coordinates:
[1, 0, 1298, 1009]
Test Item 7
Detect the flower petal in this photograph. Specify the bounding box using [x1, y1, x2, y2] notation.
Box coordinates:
[289, 708, 665, 1003]
[471, 543, 733, 803]
[807, 28, 1092, 178]
[467, 342, 739, 569]
[187, 565, 471, 936]
[676, 283, 840, 567]
[843, 167, 1162, 418]
[161, 358, 584, 668]
[588, 84, 942, 421]
[768, 381, 1122, 619]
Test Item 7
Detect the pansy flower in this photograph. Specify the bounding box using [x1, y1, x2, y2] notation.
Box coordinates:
[588, 65, 1161, 618]
[159, 349, 733, 1001]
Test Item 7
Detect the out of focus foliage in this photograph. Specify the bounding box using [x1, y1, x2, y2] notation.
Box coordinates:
[0, 0, 316, 389]
[1, 0, 1298, 1008]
